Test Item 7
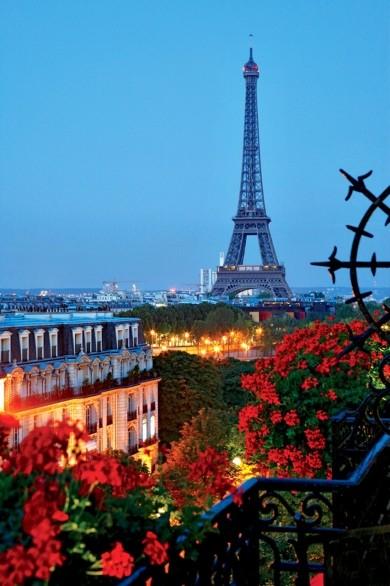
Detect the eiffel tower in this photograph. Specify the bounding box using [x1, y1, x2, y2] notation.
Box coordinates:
[211, 49, 292, 298]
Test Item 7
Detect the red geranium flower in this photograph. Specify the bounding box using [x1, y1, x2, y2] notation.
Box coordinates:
[0, 545, 34, 586]
[142, 531, 169, 565]
[101, 542, 134, 579]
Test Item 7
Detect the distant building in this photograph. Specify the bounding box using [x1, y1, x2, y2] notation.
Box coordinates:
[200, 268, 216, 294]
[0, 312, 159, 468]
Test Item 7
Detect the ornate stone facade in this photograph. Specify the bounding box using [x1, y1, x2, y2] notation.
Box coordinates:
[0, 312, 159, 468]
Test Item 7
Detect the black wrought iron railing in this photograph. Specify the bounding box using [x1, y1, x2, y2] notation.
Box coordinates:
[118, 427, 390, 586]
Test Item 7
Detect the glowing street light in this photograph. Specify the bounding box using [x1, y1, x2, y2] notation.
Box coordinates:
[232, 456, 243, 467]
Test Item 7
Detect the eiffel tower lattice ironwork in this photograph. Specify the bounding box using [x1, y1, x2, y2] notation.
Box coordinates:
[211, 49, 292, 298]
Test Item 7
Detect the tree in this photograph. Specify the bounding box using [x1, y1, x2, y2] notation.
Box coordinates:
[217, 358, 255, 410]
[161, 409, 238, 508]
[153, 352, 223, 444]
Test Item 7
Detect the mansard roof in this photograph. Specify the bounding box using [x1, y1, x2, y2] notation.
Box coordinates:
[0, 311, 139, 330]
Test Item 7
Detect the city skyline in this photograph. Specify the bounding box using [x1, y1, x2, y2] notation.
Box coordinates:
[1, 1, 389, 290]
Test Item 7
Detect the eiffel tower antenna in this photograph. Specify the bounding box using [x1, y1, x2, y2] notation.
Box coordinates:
[212, 49, 291, 298]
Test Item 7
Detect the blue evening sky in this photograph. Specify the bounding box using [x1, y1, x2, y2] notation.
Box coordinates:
[1, 1, 389, 290]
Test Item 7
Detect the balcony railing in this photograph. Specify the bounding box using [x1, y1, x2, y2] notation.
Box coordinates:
[118, 414, 390, 585]
[7, 372, 159, 412]
[138, 435, 157, 448]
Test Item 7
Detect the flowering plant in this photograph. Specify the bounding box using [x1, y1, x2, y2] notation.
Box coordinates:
[0, 415, 218, 586]
[238, 320, 386, 478]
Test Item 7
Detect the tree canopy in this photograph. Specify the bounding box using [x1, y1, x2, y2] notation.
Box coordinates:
[118, 303, 252, 338]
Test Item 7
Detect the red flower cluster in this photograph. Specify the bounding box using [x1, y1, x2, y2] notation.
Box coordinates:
[305, 429, 326, 450]
[0, 545, 34, 586]
[188, 447, 234, 502]
[142, 531, 169, 565]
[284, 410, 300, 427]
[0, 419, 170, 585]
[12, 420, 87, 475]
[238, 320, 375, 478]
[73, 452, 154, 499]
[301, 376, 319, 391]
[101, 542, 134, 578]
[23, 477, 65, 533]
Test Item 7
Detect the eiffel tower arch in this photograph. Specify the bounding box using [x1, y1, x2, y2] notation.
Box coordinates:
[211, 49, 292, 298]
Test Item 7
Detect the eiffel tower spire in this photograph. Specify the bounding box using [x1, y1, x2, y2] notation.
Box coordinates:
[237, 47, 265, 215]
[211, 50, 291, 298]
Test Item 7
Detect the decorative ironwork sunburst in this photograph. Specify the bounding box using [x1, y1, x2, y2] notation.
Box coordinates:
[312, 170, 390, 433]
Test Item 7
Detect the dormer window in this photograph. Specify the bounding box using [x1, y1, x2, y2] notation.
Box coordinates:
[0, 332, 11, 364]
[34, 329, 45, 360]
[115, 324, 130, 349]
[49, 328, 58, 358]
[95, 326, 103, 352]
[131, 324, 139, 347]
[124, 325, 130, 348]
[117, 327, 124, 349]
[85, 327, 92, 353]
[19, 330, 30, 361]
[72, 327, 84, 355]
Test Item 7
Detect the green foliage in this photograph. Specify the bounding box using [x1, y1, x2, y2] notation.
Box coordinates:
[217, 358, 255, 410]
[154, 353, 255, 445]
[164, 408, 234, 468]
[154, 351, 224, 443]
[118, 303, 252, 339]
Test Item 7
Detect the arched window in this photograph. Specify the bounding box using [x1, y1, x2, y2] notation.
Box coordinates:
[106, 397, 113, 425]
[128, 394, 137, 420]
[150, 414, 156, 438]
[86, 404, 97, 434]
[128, 428, 137, 454]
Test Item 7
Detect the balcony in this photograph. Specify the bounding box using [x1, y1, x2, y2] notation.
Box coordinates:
[118, 414, 390, 585]
[138, 435, 157, 448]
[7, 373, 160, 412]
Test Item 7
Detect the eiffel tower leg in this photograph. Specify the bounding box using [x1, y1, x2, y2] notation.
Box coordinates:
[257, 222, 278, 266]
[225, 230, 246, 265]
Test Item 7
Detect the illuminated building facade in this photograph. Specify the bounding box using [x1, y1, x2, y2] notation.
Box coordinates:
[0, 312, 159, 467]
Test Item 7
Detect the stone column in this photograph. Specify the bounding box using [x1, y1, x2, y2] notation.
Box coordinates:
[115, 389, 128, 452]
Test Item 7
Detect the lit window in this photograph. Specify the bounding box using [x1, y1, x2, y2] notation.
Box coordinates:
[150, 414, 156, 438]
[142, 418, 147, 441]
